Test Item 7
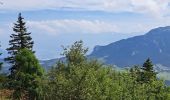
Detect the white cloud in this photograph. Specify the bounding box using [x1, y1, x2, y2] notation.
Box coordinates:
[1, 0, 170, 17]
[130, 0, 170, 18]
[26, 15, 170, 36]
[27, 19, 118, 35]
[1, 0, 170, 35]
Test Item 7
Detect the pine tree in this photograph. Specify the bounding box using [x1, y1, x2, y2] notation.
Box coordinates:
[5, 13, 34, 77]
[141, 58, 156, 83]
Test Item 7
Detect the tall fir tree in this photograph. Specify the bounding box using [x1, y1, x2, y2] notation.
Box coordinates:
[5, 13, 34, 77]
[141, 58, 156, 82]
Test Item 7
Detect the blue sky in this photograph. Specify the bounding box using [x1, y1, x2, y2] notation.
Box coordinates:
[0, 0, 170, 59]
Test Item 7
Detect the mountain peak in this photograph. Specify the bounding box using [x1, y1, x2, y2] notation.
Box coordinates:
[90, 26, 170, 67]
[147, 26, 170, 35]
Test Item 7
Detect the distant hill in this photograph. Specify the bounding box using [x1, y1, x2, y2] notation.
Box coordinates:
[90, 26, 170, 67]
[40, 59, 59, 71]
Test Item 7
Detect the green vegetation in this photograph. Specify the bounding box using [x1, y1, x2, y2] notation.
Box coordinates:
[37, 41, 168, 100]
[8, 49, 44, 99]
[141, 58, 157, 83]
[0, 13, 170, 100]
[5, 13, 34, 78]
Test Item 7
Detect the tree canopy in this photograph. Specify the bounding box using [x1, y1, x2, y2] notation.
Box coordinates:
[39, 41, 168, 100]
[10, 48, 44, 99]
[5, 13, 34, 77]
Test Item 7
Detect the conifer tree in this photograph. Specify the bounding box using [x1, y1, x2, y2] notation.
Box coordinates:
[5, 13, 34, 77]
[141, 58, 156, 82]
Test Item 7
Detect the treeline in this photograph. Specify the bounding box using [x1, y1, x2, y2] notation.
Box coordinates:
[0, 13, 170, 100]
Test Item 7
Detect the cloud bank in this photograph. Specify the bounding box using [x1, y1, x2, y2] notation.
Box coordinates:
[27, 20, 118, 35]
[1, 0, 170, 17]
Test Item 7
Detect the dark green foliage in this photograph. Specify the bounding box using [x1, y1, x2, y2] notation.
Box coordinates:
[5, 13, 34, 77]
[141, 58, 157, 83]
[130, 59, 157, 84]
[9, 48, 44, 99]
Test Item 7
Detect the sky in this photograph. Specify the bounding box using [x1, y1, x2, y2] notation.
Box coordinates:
[0, 0, 170, 59]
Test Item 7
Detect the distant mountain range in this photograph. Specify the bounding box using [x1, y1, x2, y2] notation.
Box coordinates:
[2, 26, 170, 72]
[90, 26, 170, 68]
[39, 26, 170, 72]
[40, 58, 59, 71]
[0, 26, 170, 70]
[1, 26, 170, 86]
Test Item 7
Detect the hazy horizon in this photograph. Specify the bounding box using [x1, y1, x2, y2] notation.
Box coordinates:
[1, 0, 170, 59]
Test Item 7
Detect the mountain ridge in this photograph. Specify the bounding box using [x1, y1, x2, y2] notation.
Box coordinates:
[90, 26, 170, 67]
[2, 26, 170, 72]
